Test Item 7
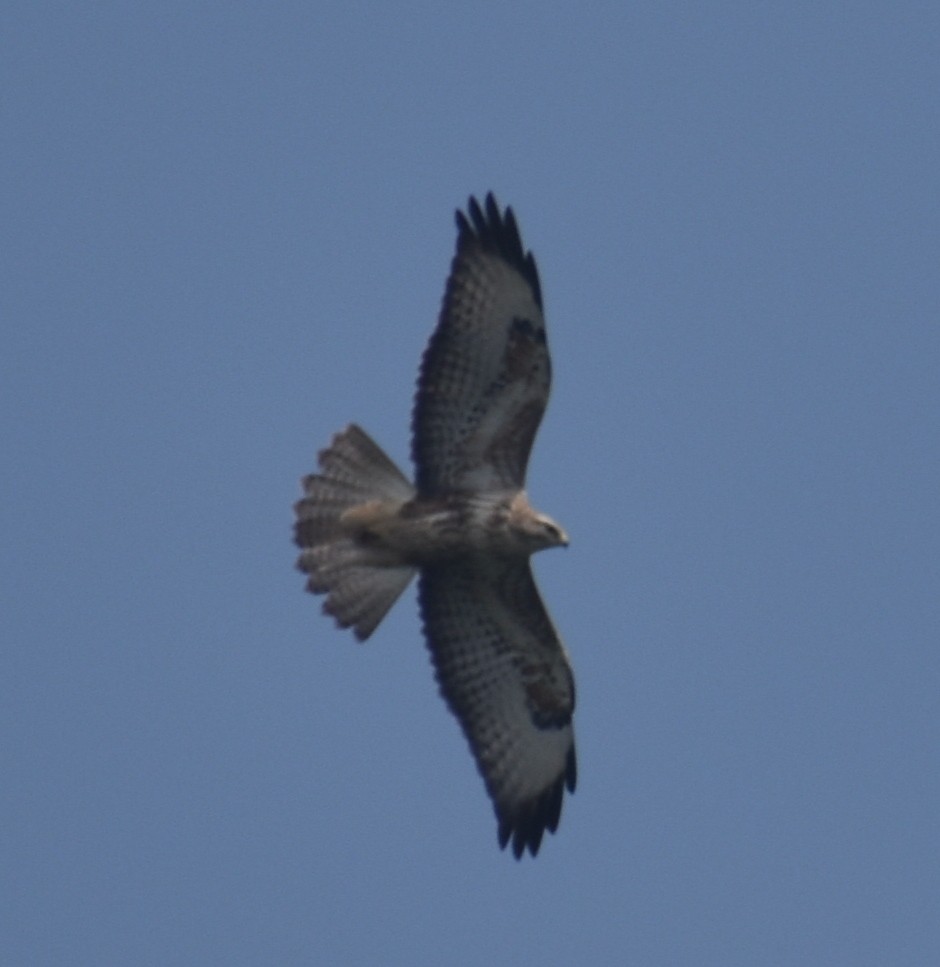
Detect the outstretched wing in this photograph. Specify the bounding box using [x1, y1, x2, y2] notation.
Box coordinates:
[412, 193, 550, 496]
[418, 558, 576, 858]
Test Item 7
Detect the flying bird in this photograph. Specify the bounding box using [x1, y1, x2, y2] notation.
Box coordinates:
[294, 194, 575, 858]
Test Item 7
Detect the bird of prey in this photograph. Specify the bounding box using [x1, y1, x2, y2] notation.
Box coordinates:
[294, 194, 575, 858]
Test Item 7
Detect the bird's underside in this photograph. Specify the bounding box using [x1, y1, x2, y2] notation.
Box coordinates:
[294, 195, 576, 858]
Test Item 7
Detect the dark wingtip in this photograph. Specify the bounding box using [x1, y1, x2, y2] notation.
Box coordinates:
[454, 193, 543, 311]
[498, 817, 543, 860]
[495, 755, 575, 859]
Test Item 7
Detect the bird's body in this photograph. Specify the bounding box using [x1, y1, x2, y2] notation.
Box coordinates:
[294, 195, 576, 857]
[339, 490, 566, 562]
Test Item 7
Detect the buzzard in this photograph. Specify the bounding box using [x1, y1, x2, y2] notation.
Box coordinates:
[294, 194, 575, 858]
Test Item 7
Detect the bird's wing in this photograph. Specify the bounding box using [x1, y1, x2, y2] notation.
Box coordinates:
[418, 557, 576, 858]
[412, 193, 550, 495]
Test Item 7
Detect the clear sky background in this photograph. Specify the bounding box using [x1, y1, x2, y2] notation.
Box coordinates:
[3, 3, 938, 965]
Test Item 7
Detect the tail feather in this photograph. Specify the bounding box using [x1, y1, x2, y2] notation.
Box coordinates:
[295, 425, 417, 640]
[314, 424, 414, 495]
[295, 425, 414, 545]
[298, 541, 415, 640]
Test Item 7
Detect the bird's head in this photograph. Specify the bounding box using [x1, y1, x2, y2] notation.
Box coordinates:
[508, 494, 569, 552]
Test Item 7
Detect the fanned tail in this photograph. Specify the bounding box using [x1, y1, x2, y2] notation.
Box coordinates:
[295, 424, 417, 640]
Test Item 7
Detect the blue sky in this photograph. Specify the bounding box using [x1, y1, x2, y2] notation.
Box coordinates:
[3, 3, 938, 964]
